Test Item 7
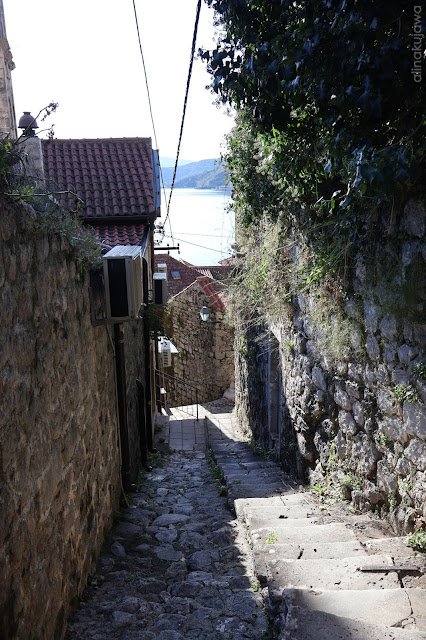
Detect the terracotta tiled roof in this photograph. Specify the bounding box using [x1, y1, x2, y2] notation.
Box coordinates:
[42, 137, 155, 220]
[153, 254, 230, 299]
[197, 276, 226, 312]
[153, 254, 202, 298]
[90, 223, 148, 248]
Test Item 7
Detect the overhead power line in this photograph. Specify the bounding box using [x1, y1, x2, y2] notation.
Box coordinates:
[164, 0, 202, 227]
[131, 0, 173, 243]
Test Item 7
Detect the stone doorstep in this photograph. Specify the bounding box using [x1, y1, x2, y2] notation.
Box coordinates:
[250, 522, 358, 544]
[266, 555, 402, 599]
[282, 588, 419, 628]
[281, 606, 424, 640]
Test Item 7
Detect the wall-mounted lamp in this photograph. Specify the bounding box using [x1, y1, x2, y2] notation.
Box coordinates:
[199, 306, 210, 322]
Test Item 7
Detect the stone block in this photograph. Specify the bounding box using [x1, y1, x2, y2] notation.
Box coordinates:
[333, 386, 352, 410]
[379, 314, 397, 340]
[338, 410, 358, 438]
[351, 434, 379, 478]
[365, 335, 380, 360]
[363, 302, 380, 333]
[312, 366, 327, 392]
[403, 401, 426, 438]
[402, 199, 425, 238]
[376, 460, 397, 494]
[404, 438, 426, 470]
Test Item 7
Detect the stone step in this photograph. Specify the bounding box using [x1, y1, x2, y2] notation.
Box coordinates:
[250, 522, 358, 544]
[281, 606, 424, 639]
[364, 537, 417, 558]
[254, 539, 368, 563]
[282, 587, 424, 629]
[266, 555, 401, 600]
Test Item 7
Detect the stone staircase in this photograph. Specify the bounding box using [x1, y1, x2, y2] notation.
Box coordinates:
[209, 438, 426, 640]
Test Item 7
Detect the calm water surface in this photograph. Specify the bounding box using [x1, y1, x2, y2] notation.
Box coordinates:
[159, 188, 234, 265]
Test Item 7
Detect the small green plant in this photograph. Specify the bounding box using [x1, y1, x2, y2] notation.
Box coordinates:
[406, 530, 426, 552]
[265, 532, 277, 544]
[206, 449, 228, 496]
[284, 340, 294, 352]
[251, 582, 259, 592]
[154, 422, 163, 435]
[340, 473, 362, 491]
[413, 362, 426, 381]
[374, 431, 393, 449]
[388, 492, 398, 513]
[392, 384, 417, 405]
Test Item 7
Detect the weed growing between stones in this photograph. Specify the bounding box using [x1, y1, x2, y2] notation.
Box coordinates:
[206, 448, 228, 496]
[406, 530, 426, 552]
[392, 384, 418, 404]
[413, 362, 426, 381]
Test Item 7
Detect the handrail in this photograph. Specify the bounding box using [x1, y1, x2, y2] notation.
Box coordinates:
[155, 369, 199, 421]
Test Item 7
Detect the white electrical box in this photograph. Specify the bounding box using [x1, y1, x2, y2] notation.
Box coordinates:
[153, 272, 168, 305]
[103, 246, 143, 321]
[158, 338, 172, 368]
[157, 263, 167, 274]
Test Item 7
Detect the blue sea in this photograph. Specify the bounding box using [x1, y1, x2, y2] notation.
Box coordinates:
[157, 188, 234, 266]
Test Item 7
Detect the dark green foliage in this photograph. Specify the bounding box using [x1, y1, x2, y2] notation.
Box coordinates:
[202, 0, 425, 281]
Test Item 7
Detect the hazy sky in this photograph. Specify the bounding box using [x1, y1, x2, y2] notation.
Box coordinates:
[4, 0, 233, 161]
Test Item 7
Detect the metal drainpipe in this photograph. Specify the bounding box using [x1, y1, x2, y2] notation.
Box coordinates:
[113, 323, 131, 491]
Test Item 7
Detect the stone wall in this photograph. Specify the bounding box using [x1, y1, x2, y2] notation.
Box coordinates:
[235, 199, 426, 533]
[165, 280, 234, 405]
[0, 196, 145, 639]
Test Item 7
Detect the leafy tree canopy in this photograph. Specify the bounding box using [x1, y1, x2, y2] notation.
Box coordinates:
[202, 0, 425, 210]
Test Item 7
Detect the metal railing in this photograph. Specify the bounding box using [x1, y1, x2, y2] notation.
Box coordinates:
[155, 369, 199, 421]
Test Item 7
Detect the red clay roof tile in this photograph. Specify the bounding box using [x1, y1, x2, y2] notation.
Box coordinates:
[42, 137, 155, 220]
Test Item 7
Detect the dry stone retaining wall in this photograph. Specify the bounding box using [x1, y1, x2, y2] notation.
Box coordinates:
[0, 196, 145, 639]
[235, 199, 426, 533]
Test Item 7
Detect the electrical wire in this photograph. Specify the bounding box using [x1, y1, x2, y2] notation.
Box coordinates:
[131, 0, 174, 244]
[163, 234, 230, 254]
[164, 0, 202, 229]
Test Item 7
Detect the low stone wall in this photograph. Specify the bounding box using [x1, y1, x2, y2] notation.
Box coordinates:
[165, 280, 234, 405]
[0, 197, 145, 639]
[235, 199, 426, 533]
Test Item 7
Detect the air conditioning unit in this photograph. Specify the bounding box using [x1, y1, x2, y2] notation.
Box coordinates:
[103, 246, 144, 321]
[153, 272, 168, 305]
[157, 263, 167, 274]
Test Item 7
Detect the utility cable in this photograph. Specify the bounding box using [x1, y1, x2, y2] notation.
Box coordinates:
[163, 234, 229, 254]
[131, 0, 174, 244]
[164, 0, 202, 229]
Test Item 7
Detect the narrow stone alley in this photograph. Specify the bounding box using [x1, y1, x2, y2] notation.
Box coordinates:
[66, 400, 426, 640]
[65, 401, 269, 640]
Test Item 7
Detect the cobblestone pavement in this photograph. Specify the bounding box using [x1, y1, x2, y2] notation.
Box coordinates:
[66, 402, 269, 640]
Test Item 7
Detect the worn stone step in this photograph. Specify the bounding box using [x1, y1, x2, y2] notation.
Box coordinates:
[225, 474, 287, 486]
[254, 539, 368, 563]
[242, 505, 323, 522]
[250, 522, 358, 545]
[281, 606, 424, 639]
[364, 537, 417, 558]
[228, 485, 286, 499]
[282, 587, 421, 628]
[266, 555, 401, 599]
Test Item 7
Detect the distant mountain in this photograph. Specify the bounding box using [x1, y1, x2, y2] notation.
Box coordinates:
[160, 157, 192, 168]
[160, 158, 230, 189]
